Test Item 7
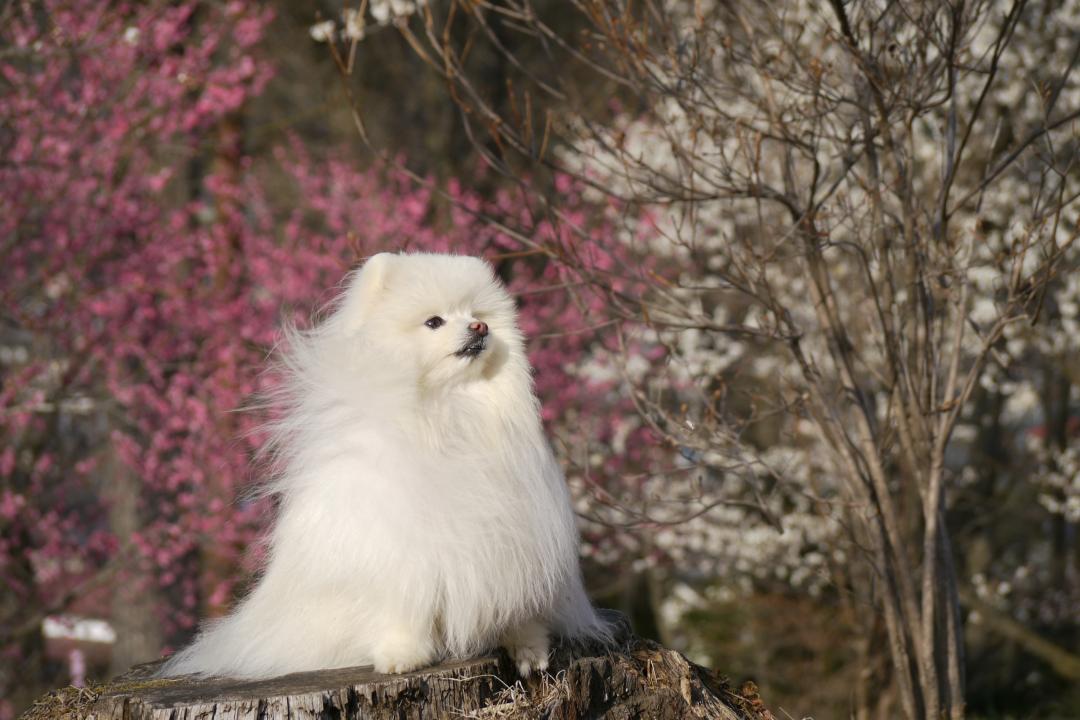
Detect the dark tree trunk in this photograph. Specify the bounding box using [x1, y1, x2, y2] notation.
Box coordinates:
[104, 446, 162, 676]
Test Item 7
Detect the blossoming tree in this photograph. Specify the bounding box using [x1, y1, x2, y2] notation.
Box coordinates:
[340, 0, 1080, 716]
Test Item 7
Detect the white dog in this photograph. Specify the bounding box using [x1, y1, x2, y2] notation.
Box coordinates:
[160, 252, 608, 679]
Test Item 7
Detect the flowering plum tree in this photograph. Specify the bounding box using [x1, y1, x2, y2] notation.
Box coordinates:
[346, 0, 1080, 716]
[0, 0, 302, 700]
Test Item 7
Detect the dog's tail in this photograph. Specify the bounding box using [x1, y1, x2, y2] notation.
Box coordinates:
[554, 579, 625, 650]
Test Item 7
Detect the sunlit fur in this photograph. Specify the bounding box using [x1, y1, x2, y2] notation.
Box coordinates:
[159, 253, 609, 679]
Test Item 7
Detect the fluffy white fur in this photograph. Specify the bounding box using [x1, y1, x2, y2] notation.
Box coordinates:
[159, 252, 608, 679]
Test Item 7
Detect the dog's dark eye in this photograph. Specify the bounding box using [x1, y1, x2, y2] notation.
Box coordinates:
[424, 316, 445, 329]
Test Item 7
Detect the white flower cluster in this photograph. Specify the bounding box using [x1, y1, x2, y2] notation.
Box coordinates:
[369, 0, 423, 26]
[1028, 439, 1080, 522]
[309, 0, 426, 43]
[553, 0, 1080, 617]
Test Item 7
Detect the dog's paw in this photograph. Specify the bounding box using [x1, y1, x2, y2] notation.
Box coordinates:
[509, 641, 550, 676]
[374, 655, 428, 674]
[372, 634, 435, 674]
[503, 620, 550, 676]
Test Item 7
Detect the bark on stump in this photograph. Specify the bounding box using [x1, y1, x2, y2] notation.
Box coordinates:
[21, 615, 774, 720]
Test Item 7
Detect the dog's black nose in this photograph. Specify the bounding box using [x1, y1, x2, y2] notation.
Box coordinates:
[469, 321, 489, 337]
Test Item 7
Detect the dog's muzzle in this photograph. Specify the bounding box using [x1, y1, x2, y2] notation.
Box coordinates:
[456, 321, 489, 358]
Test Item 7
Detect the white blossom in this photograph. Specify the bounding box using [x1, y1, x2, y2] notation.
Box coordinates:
[308, 20, 335, 43]
[342, 9, 365, 41]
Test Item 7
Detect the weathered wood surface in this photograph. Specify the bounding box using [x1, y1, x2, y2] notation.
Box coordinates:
[22, 614, 775, 720]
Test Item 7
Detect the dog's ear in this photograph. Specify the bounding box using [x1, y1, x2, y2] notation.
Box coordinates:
[339, 253, 396, 332]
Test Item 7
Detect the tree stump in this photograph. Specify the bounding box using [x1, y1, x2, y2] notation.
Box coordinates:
[21, 613, 774, 720]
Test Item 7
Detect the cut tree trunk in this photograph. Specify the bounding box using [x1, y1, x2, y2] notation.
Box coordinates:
[20, 613, 774, 720]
